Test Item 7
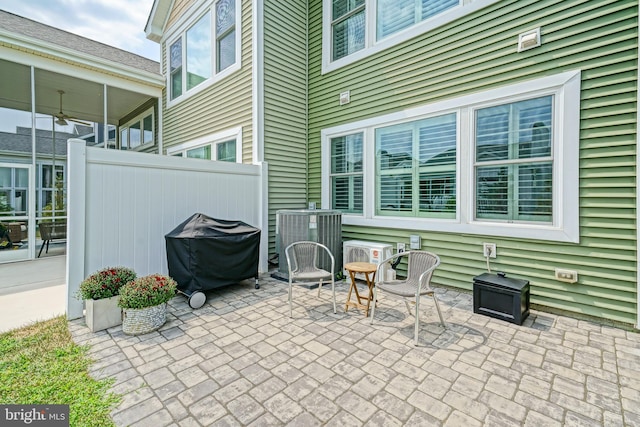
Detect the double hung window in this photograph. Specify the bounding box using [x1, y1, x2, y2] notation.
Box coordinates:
[330, 133, 364, 213]
[376, 113, 457, 217]
[168, 0, 239, 103]
[475, 96, 552, 223]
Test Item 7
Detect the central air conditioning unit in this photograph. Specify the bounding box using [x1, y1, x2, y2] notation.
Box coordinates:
[343, 240, 395, 281]
[274, 209, 342, 282]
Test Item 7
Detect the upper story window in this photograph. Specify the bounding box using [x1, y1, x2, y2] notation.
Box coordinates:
[323, 0, 499, 73]
[321, 71, 581, 243]
[166, 126, 242, 163]
[119, 108, 154, 151]
[167, 0, 240, 105]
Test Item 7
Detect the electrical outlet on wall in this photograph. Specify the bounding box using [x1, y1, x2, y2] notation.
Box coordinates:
[483, 243, 497, 258]
[555, 268, 578, 283]
[397, 243, 405, 253]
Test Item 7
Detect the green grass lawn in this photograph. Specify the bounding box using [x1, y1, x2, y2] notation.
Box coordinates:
[0, 316, 120, 426]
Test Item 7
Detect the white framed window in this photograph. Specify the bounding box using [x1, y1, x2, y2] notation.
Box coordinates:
[323, 0, 500, 73]
[166, 0, 241, 106]
[166, 126, 242, 163]
[321, 71, 581, 242]
[329, 132, 364, 213]
[119, 108, 154, 151]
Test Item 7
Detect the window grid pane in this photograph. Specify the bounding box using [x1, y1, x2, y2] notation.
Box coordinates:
[333, 0, 365, 20]
[170, 39, 183, 100]
[129, 122, 141, 149]
[518, 162, 552, 220]
[332, 175, 363, 213]
[187, 145, 211, 159]
[216, 0, 236, 71]
[216, 0, 235, 35]
[143, 115, 153, 144]
[218, 31, 236, 72]
[216, 139, 236, 162]
[379, 174, 412, 213]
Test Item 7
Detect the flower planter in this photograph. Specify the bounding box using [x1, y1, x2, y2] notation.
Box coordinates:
[122, 303, 167, 335]
[85, 296, 122, 332]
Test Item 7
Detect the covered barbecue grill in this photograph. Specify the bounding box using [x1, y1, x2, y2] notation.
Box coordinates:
[165, 213, 261, 308]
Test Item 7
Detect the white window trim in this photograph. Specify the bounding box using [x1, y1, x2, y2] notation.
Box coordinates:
[166, 126, 243, 163]
[322, 0, 500, 74]
[164, 0, 242, 109]
[321, 70, 581, 243]
[119, 107, 155, 151]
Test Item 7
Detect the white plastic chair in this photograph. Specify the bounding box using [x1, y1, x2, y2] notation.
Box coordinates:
[285, 241, 337, 317]
[370, 250, 445, 345]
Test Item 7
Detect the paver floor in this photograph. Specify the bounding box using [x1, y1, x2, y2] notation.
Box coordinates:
[69, 273, 640, 426]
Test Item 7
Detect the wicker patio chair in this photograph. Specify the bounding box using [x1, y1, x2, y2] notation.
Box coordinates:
[370, 250, 445, 346]
[285, 241, 337, 318]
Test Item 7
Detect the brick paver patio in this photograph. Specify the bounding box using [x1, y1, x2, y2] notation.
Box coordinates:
[69, 273, 640, 426]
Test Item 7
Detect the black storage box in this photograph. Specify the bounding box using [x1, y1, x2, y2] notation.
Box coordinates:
[473, 272, 530, 325]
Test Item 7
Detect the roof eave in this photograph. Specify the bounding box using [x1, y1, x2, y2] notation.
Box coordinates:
[0, 30, 164, 87]
[145, 0, 173, 43]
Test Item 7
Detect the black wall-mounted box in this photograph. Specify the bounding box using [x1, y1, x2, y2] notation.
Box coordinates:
[473, 272, 530, 325]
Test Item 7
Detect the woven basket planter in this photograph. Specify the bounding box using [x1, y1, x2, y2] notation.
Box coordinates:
[122, 303, 167, 335]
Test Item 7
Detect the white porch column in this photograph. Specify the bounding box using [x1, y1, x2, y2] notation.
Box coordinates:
[66, 139, 87, 320]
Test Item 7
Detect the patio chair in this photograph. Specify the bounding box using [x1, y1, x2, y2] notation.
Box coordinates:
[370, 250, 445, 346]
[285, 241, 337, 317]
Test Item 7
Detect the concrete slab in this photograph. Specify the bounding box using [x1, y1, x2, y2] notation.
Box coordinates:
[0, 255, 66, 333]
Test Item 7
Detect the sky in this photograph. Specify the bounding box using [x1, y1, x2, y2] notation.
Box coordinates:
[0, 0, 160, 61]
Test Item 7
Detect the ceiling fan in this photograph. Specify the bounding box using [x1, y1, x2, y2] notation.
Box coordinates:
[54, 90, 92, 127]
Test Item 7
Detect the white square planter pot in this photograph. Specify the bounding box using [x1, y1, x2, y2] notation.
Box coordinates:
[85, 296, 122, 332]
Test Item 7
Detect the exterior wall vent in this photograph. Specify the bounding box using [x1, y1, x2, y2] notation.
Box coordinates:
[518, 27, 541, 52]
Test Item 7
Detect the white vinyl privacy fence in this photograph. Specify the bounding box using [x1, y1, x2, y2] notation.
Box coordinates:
[66, 139, 268, 319]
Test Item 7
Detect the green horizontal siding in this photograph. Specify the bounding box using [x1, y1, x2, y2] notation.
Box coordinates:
[308, 0, 638, 325]
[263, 0, 308, 253]
[162, 0, 254, 163]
